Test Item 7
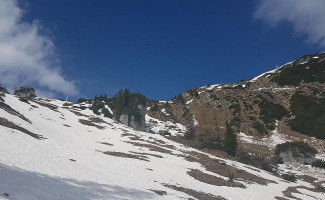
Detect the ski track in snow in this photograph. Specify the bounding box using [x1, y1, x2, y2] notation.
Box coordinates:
[0, 94, 324, 200]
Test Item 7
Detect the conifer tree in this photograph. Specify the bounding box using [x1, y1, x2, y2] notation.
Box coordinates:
[224, 121, 237, 156]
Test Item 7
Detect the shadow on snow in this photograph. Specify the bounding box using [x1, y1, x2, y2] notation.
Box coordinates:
[0, 163, 155, 200]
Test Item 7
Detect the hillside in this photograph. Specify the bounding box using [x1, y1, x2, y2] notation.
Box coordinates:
[0, 53, 325, 199]
[0, 89, 324, 199]
[147, 53, 325, 160]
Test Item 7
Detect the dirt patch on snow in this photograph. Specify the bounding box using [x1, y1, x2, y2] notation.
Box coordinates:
[129, 151, 163, 158]
[0, 102, 31, 123]
[99, 142, 113, 146]
[70, 110, 89, 117]
[126, 141, 174, 155]
[184, 151, 275, 185]
[30, 99, 59, 112]
[148, 189, 167, 196]
[187, 169, 246, 188]
[99, 151, 149, 162]
[79, 119, 105, 129]
[163, 184, 226, 200]
[0, 117, 45, 140]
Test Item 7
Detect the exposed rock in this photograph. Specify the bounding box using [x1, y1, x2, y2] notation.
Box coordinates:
[0, 85, 9, 94]
[119, 104, 146, 131]
[14, 87, 36, 98]
[279, 151, 316, 165]
[0, 84, 9, 94]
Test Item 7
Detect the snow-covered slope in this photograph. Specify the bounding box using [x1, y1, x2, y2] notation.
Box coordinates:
[0, 93, 324, 200]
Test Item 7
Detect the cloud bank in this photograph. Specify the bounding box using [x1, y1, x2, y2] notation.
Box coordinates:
[254, 0, 325, 48]
[0, 0, 78, 97]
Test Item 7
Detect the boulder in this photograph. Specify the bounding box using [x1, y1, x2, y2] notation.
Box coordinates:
[279, 151, 316, 164]
[14, 87, 37, 98]
[119, 104, 146, 132]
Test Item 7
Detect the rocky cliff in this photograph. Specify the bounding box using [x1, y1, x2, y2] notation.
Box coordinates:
[147, 53, 325, 159]
[14, 87, 37, 98]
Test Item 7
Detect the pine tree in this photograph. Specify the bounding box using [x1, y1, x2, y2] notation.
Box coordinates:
[224, 121, 237, 156]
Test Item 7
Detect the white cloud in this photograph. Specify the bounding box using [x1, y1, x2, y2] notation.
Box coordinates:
[0, 0, 78, 97]
[254, 0, 325, 48]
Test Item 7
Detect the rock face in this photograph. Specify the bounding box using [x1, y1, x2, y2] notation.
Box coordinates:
[279, 151, 316, 164]
[147, 53, 325, 140]
[0, 85, 9, 94]
[119, 104, 146, 131]
[14, 87, 37, 98]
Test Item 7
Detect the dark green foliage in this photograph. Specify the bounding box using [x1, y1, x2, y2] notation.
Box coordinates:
[282, 174, 297, 182]
[109, 89, 147, 123]
[275, 141, 317, 156]
[272, 59, 325, 86]
[164, 102, 171, 109]
[232, 85, 244, 89]
[237, 151, 277, 173]
[173, 94, 185, 104]
[109, 90, 124, 118]
[257, 95, 288, 125]
[272, 155, 284, 164]
[224, 122, 237, 156]
[210, 94, 218, 101]
[102, 108, 113, 118]
[290, 92, 325, 139]
[229, 100, 241, 114]
[315, 185, 325, 193]
[261, 162, 276, 173]
[182, 107, 189, 118]
[187, 88, 199, 97]
[13, 87, 36, 97]
[91, 100, 105, 115]
[77, 98, 87, 104]
[266, 123, 276, 131]
[243, 102, 253, 110]
[253, 121, 268, 135]
[228, 173, 234, 182]
[150, 103, 159, 112]
[311, 160, 325, 169]
[94, 94, 109, 102]
[184, 125, 196, 140]
[229, 99, 241, 130]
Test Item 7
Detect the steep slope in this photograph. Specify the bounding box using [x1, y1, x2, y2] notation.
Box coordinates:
[147, 53, 325, 159]
[1, 92, 325, 199]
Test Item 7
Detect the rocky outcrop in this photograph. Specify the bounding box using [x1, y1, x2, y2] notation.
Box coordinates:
[119, 104, 146, 131]
[148, 53, 325, 140]
[279, 151, 316, 164]
[14, 87, 37, 98]
[0, 85, 9, 94]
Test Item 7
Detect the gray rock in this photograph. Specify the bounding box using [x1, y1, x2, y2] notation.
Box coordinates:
[119, 104, 146, 132]
[280, 151, 316, 164]
[14, 87, 37, 98]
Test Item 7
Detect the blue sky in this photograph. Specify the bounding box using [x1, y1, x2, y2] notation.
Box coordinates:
[1, 0, 324, 101]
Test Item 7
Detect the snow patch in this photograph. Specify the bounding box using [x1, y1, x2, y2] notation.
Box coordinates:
[185, 99, 193, 104]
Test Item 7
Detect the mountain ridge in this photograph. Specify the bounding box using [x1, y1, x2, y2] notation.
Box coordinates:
[1, 52, 325, 199]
